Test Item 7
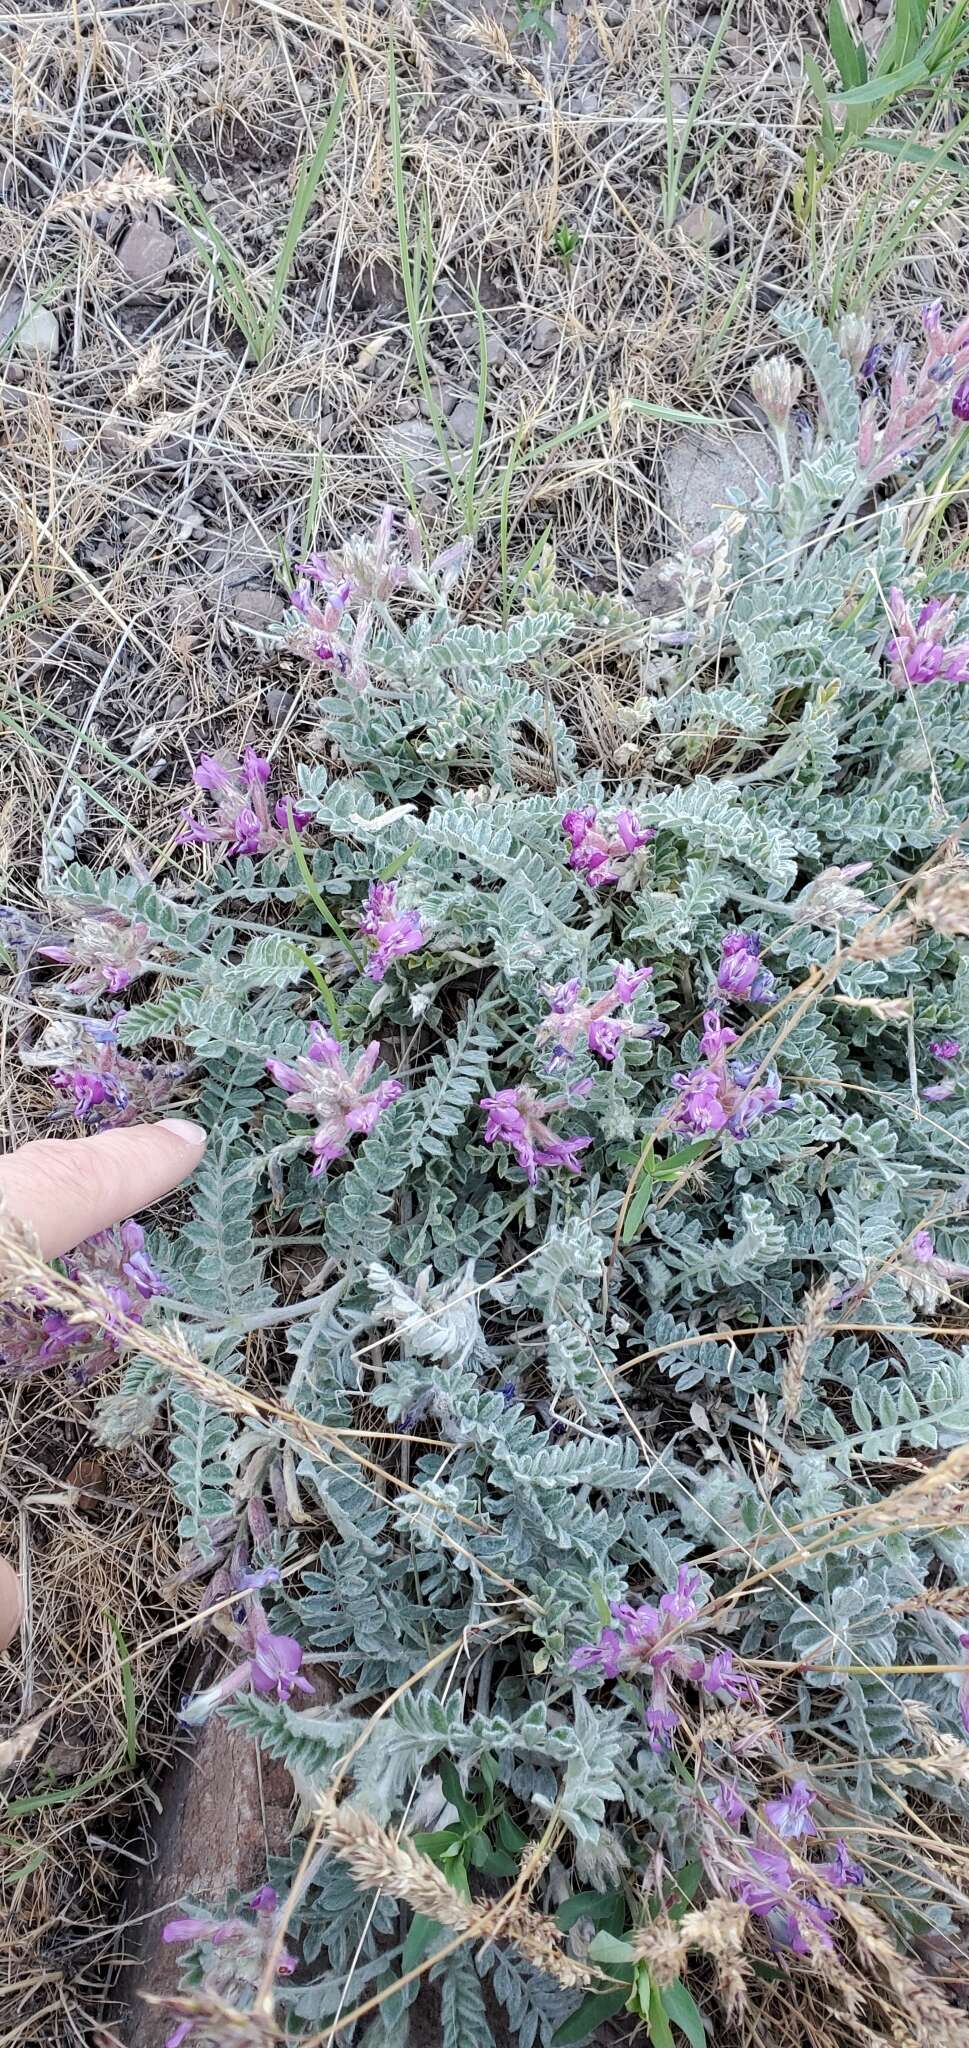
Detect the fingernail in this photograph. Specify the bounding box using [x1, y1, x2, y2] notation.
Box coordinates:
[159, 1117, 207, 1147]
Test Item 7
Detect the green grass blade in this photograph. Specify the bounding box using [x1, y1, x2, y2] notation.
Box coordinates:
[285, 809, 364, 970]
[108, 1613, 138, 1767]
[259, 77, 347, 356]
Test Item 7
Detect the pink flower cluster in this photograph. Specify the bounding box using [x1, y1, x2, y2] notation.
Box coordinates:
[50, 1023, 184, 1130]
[161, 1883, 296, 2048]
[561, 806, 655, 888]
[536, 963, 653, 1063]
[0, 1221, 166, 1382]
[179, 1597, 312, 1728]
[924, 1038, 962, 1102]
[40, 912, 157, 995]
[671, 1011, 790, 1139]
[480, 1078, 593, 1186]
[570, 1567, 757, 1751]
[179, 749, 312, 858]
[711, 1778, 863, 1957]
[717, 931, 775, 1006]
[291, 507, 470, 692]
[885, 588, 969, 690]
[268, 1024, 403, 1175]
[859, 302, 969, 482]
[358, 880, 424, 982]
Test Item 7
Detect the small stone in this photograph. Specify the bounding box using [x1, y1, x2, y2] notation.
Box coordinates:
[676, 202, 730, 249]
[419, 379, 458, 421]
[484, 329, 508, 367]
[1, 293, 59, 363]
[266, 685, 295, 727]
[661, 429, 780, 550]
[387, 420, 447, 484]
[573, 87, 599, 115]
[117, 218, 175, 284]
[232, 587, 286, 630]
[449, 397, 481, 447]
[532, 315, 560, 356]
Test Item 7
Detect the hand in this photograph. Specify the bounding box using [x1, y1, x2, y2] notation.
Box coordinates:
[0, 1117, 206, 1651]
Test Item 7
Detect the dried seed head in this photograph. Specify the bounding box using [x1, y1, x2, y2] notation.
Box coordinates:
[751, 354, 804, 427]
[781, 1277, 837, 1420]
[915, 862, 969, 937]
[846, 913, 917, 961]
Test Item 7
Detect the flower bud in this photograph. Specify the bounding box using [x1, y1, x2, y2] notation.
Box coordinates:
[837, 311, 872, 375]
[750, 354, 804, 428]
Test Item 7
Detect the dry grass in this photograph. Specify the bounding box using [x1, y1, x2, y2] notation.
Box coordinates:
[3, 0, 969, 2041]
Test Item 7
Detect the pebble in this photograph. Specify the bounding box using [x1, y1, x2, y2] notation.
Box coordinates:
[387, 420, 447, 484]
[484, 329, 508, 367]
[676, 202, 730, 249]
[266, 685, 295, 727]
[0, 292, 59, 363]
[531, 315, 560, 356]
[118, 218, 176, 284]
[232, 587, 286, 629]
[449, 397, 481, 447]
[661, 429, 780, 550]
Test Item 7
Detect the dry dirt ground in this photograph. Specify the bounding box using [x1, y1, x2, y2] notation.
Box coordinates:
[2, 0, 969, 2040]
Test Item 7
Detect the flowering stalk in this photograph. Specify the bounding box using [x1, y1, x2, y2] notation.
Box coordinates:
[536, 963, 654, 1063]
[179, 1599, 312, 1726]
[161, 1883, 296, 2047]
[570, 1567, 757, 1750]
[358, 880, 424, 982]
[50, 1022, 185, 1129]
[0, 1221, 166, 1381]
[290, 507, 471, 691]
[179, 750, 312, 859]
[712, 1779, 863, 1957]
[267, 1024, 404, 1174]
[480, 1077, 593, 1185]
[39, 911, 159, 994]
[858, 302, 969, 482]
[561, 805, 655, 888]
[885, 588, 969, 690]
[716, 931, 775, 1005]
[671, 1011, 791, 1138]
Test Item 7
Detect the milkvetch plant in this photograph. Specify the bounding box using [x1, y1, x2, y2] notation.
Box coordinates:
[7, 300, 969, 2048]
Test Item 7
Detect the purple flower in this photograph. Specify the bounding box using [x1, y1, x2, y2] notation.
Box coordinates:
[930, 1038, 961, 1061]
[179, 750, 311, 858]
[712, 1780, 747, 1826]
[0, 1220, 166, 1382]
[858, 308, 969, 481]
[885, 588, 969, 690]
[818, 1841, 864, 1888]
[924, 1080, 956, 1101]
[731, 1847, 836, 1956]
[39, 912, 157, 995]
[161, 1881, 296, 2046]
[268, 1024, 403, 1175]
[479, 1080, 593, 1186]
[670, 1009, 791, 1140]
[358, 880, 424, 982]
[537, 962, 653, 1063]
[561, 805, 655, 888]
[717, 931, 775, 1005]
[911, 1229, 935, 1263]
[49, 1029, 184, 1131]
[762, 1780, 818, 1842]
[953, 375, 969, 422]
[179, 1600, 313, 1726]
[570, 1567, 756, 1750]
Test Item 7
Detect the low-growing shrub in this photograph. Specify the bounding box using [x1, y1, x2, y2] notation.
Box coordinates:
[7, 302, 969, 2048]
